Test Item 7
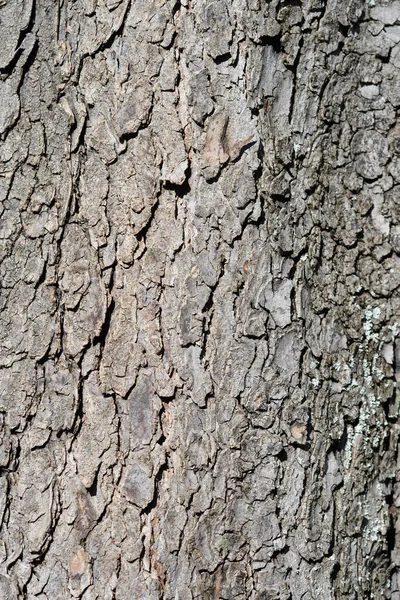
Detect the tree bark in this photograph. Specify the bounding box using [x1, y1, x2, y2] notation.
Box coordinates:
[0, 0, 399, 598]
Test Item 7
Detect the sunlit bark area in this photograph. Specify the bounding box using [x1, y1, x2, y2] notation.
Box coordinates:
[0, 0, 399, 598]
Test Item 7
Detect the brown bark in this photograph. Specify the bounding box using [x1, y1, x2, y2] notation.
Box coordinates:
[0, 0, 399, 598]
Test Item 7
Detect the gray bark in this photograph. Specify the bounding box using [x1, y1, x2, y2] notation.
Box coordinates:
[0, 0, 399, 598]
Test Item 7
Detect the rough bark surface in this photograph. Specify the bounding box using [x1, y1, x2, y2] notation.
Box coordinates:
[0, 0, 399, 598]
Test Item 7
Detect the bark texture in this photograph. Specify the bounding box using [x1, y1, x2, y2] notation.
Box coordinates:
[0, 0, 399, 598]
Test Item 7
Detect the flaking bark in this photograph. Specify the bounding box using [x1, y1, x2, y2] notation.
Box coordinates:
[0, 0, 399, 598]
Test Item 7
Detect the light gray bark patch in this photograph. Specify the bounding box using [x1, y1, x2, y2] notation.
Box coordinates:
[116, 84, 153, 138]
[128, 372, 161, 448]
[202, 1, 232, 60]
[0, 0, 33, 69]
[121, 462, 155, 509]
[257, 277, 293, 328]
[351, 130, 389, 180]
[0, 82, 20, 137]
[370, 1, 400, 25]
[0, 575, 19, 600]
[152, 98, 188, 185]
[187, 69, 214, 125]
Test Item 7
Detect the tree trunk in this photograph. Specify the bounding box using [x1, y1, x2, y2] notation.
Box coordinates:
[0, 0, 399, 598]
